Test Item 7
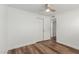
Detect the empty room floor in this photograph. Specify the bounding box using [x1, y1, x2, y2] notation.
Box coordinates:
[8, 40, 79, 54]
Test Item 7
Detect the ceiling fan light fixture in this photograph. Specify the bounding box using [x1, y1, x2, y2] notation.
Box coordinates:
[46, 8, 50, 12]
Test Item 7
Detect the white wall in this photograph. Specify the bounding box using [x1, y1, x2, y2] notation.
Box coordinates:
[0, 5, 8, 53]
[7, 7, 51, 50]
[57, 8, 79, 49]
[0, 5, 52, 53]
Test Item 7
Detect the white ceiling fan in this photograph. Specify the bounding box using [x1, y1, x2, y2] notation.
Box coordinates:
[45, 4, 56, 12]
[39, 4, 56, 16]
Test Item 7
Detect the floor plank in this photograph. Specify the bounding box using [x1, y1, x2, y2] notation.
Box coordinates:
[8, 40, 79, 54]
[34, 43, 57, 54]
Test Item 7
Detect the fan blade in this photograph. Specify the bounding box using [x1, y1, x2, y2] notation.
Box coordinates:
[48, 4, 56, 12]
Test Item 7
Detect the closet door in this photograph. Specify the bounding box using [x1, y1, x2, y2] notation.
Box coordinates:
[37, 16, 51, 41]
[44, 17, 51, 40]
[36, 16, 52, 41]
[35, 17, 44, 41]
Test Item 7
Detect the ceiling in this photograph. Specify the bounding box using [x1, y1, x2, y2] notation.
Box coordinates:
[8, 4, 79, 15]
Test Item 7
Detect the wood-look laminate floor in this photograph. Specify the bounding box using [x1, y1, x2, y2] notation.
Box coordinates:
[8, 40, 79, 54]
